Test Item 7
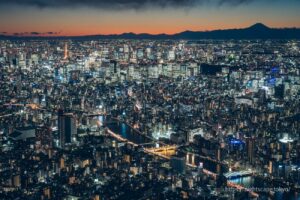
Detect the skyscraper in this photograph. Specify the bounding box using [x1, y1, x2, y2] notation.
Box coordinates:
[170, 156, 186, 174]
[58, 110, 76, 148]
[246, 137, 255, 165]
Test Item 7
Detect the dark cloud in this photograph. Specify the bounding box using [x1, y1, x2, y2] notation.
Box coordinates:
[13, 32, 30, 36]
[31, 32, 40, 35]
[0, 0, 256, 9]
[218, 0, 254, 5]
[12, 31, 60, 36]
[14, 32, 30, 36]
[47, 31, 61, 35]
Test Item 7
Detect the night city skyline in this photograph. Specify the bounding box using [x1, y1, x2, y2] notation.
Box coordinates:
[0, 1, 300, 200]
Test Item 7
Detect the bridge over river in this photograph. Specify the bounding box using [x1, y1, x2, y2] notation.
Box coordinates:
[104, 117, 259, 198]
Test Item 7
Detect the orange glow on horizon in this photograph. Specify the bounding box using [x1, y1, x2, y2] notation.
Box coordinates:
[2, 18, 300, 37]
[5, 22, 300, 37]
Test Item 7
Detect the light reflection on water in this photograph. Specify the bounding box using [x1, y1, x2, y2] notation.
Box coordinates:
[107, 121, 151, 144]
[121, 123, 127, 138]
[230, 176, 254, 187]
[106, 118, 300, 200]
[230, 177, 300, 200]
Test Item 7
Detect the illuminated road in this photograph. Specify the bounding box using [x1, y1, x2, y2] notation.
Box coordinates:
[3, 103, 41, 110]
[180, 150, 227, 166]
[0, 112, 22, 119]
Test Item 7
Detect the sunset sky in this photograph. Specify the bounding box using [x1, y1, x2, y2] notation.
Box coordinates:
[0, 0, 299, 36]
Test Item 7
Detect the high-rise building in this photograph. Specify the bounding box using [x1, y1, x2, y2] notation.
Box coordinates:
[246, 137, 255, 165]
[258, 89, 267, 104]
[43, 187, 51, 199]
[58, 110, 76, 148]
[274, 84, 285, 99]
[170, 156, 186, 174]
[12, 174, 21, 188]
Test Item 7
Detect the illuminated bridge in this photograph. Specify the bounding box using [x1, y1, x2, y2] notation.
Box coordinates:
[144, 145, 177, 159]
[186, 163, 258, 198]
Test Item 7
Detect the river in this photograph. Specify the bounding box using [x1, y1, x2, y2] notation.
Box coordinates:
[105, 119, 299, 200]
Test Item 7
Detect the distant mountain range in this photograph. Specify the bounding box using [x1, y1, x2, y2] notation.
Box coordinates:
[1, 23, 300, 40]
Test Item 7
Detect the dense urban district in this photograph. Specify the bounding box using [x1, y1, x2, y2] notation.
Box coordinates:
[0, 39, 299, 200]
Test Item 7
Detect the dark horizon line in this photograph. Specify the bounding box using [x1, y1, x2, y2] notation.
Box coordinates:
[1, 23, 300, 38]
